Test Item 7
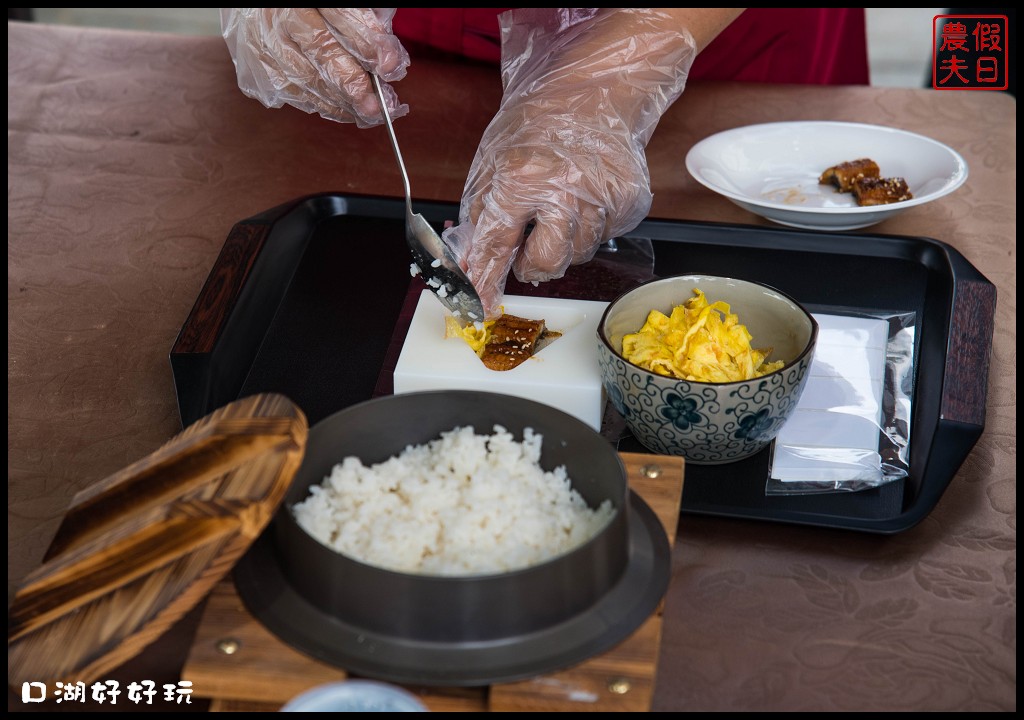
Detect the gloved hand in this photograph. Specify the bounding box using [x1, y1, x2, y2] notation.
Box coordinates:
[220, 8, 410, 127]
[442, 8, 697, 319]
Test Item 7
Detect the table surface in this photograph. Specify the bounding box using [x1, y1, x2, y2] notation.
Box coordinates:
[8, 21, 1016, 712]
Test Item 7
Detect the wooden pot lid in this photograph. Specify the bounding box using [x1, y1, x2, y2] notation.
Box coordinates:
[7, 393, 307, 687]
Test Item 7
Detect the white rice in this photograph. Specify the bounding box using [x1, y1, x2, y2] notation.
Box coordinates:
[292, 425, 614, 576]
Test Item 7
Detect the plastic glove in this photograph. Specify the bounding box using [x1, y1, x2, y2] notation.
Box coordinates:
[442, 8, 697, 319]
[220, 8, 410, 127]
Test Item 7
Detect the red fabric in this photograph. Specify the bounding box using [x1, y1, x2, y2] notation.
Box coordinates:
[692, 8, 869, 85]
[392, 8, 869, 85]
[392, 8, 510, 64]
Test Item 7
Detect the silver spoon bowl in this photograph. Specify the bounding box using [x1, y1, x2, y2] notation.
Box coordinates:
[372, 75, 485, 323]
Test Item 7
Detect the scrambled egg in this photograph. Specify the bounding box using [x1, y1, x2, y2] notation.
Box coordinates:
[622, 289, 784, 382]
[445, 314, 496, 357]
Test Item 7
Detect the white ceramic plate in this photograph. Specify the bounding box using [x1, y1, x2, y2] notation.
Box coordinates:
[685, 121, 968, 231]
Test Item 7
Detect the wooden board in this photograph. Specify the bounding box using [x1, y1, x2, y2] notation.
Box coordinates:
[182, 452, 683, 712]
[7, 394, 307, 688]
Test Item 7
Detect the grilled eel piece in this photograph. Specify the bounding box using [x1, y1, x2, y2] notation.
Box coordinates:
[851, 176, 913, 206]
[819, 158, 880, 192]
[481, 314, 558, 371]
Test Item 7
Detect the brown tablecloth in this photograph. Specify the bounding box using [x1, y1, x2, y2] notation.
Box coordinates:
[8, 22, 1016, 712]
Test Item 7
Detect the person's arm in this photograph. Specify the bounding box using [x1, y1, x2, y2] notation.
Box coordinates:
[444, 8, 745, 319]
[664, 8, 745, 51]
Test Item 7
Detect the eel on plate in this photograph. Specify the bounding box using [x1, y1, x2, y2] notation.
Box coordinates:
[481, 314, 557, 371]
[819, 158, 881, 192]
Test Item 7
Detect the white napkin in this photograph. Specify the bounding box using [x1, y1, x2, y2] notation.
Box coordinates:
[770, 313, 890, 485]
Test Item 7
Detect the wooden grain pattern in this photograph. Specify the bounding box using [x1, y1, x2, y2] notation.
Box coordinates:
[486, 453, 683, 712]
[180, 451, 682, 711]
[171, 222, 271, 355]
[940, 278, 997, 426]
[210, 699, 283, 711]
[489, 616, 663, 712]
[187, 581, 490, 712]
[621, 454, 684, 542]
[184, 582, 350, 704]
[7, 394, 307, 688]
[44, 424, 301, 560]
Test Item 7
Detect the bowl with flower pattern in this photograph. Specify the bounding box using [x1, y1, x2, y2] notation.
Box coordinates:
[597, 275, 818, 465]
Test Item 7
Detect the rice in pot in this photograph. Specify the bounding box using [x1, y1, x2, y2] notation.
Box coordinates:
[292, 425, 615, 576]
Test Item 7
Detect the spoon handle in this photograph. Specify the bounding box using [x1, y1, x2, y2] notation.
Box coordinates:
[371, 74, 413, 218]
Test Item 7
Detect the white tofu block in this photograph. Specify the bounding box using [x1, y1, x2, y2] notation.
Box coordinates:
[393, 292, 609, 430]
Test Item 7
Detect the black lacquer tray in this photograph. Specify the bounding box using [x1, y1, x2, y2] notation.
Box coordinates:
[170, 193, 995, 534]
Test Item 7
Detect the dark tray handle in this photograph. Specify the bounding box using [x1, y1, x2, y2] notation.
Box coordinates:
[171, 195, 319, 356]
[171, 220, 272, 356]
[903, 249, 997, 532]
[169, 220, 276, 428]
[940, 258, 997, 427]
[170, 196, 329, 427]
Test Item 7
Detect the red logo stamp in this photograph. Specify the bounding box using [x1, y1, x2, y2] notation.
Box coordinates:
[933, 15, 1009, 90]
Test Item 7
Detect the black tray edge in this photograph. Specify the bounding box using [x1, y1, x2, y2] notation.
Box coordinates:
[169, 193, 997, 534]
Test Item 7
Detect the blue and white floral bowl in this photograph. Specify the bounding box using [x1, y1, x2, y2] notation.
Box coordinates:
[598, 275, 818, 465]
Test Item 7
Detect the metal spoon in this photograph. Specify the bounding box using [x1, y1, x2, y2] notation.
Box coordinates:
[371, 75, 485, 324]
